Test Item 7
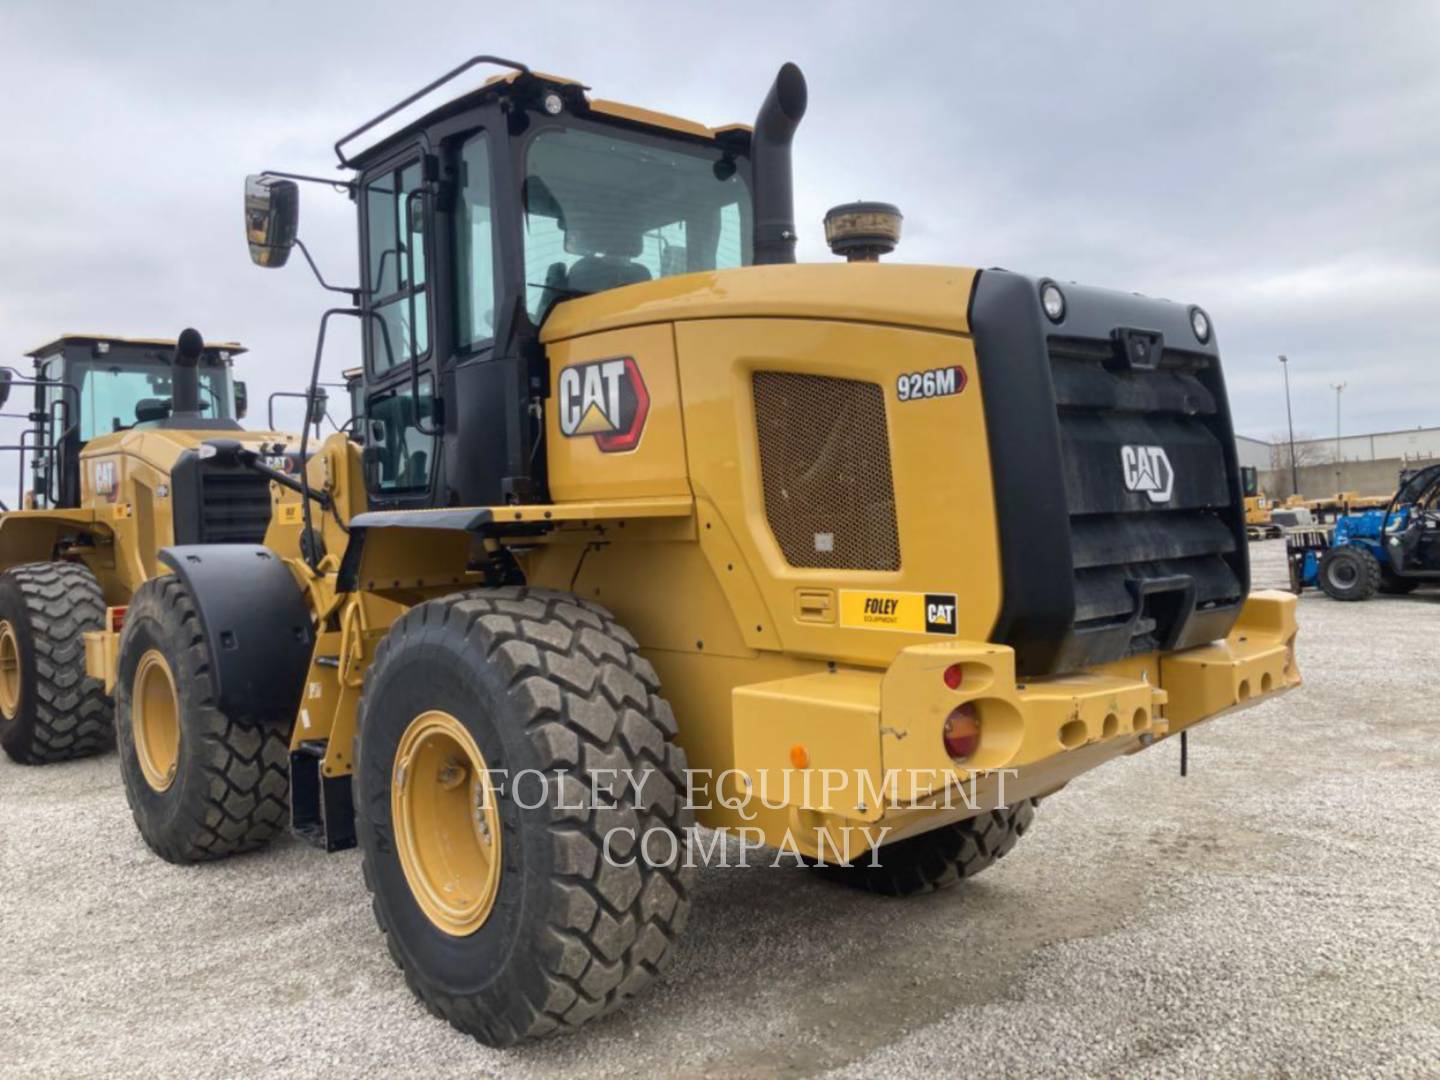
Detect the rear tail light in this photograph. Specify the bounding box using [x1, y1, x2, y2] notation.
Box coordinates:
[943, 663, 964, 690]
[942, 703, 980, 762]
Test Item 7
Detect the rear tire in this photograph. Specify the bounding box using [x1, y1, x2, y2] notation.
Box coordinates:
[115, 575, 290, 863]
[822, 801, 1038, 897]
[0, 562, 112, 764]
[355, 588, 694, 1046]
[1318, 545, 1381, 601]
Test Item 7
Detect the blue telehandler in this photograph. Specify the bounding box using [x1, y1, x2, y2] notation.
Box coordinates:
[1287, 463, 1440, 600]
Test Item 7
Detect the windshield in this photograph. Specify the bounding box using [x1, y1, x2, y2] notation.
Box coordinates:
[521, 127, 751, 322]
[73, 359, 235, 439]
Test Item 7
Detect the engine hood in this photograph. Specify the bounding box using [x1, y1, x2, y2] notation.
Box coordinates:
[539, 263, 979, 344]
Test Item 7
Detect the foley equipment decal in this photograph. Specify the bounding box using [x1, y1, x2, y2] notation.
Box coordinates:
[839, 590, 958, 634]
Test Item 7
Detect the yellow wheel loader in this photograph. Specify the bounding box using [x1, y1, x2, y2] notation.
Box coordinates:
[0, 333, 303, 783]
[1241, 465, 1281, 540]
[82, 57, 1299, 1045]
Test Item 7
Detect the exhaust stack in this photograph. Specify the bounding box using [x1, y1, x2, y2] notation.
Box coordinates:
[751, 63, 808, 265]
[171, 327, 204, 417]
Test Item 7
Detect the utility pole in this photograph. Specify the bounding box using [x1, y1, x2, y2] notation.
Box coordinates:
[1279, 355, 1298, 497]
[1331, 382, 1346, 494]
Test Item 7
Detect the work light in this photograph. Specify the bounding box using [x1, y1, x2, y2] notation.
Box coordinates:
[1190, 305, 1211, 343]
[1040, 281, 1066, 322]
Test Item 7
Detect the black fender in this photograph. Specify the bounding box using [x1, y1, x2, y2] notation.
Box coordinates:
[157, 545, 313, 719]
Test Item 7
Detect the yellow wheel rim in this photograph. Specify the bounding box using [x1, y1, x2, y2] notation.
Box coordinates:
[0, 621, 21, 720]
[133, 650, 181, 792]
[392, 710, 503, 937]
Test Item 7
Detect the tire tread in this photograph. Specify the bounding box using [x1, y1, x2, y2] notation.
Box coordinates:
[117, 575, 289, 862]
[357, 587, 693, 1046]
[0, 561, 112, 764]
[824, 800, 1038, 897]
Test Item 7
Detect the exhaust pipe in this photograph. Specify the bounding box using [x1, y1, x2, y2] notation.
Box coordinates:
[171, 327, 204, 416]
[752, 63, 808, 266]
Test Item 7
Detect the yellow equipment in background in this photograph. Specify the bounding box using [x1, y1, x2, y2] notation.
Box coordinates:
[0, 333, 302, 766]
[70, 58, 1297, 1045]
[1241, 465, 1281, 539]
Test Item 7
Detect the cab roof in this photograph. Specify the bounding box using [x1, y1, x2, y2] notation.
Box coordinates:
[343, 60, 751, 170]
[25, 334, 246, 360]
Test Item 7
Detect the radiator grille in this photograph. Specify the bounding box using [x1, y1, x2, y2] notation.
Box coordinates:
[753, 372, 900, 571]
[199, 468, 272, 544]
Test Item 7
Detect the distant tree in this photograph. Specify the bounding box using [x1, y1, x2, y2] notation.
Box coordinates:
[1269, 434, 1329, 472]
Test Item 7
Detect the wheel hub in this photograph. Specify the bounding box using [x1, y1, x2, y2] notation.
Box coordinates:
[392, 710, 503, 937]
[133, 650, 181, 792]
[0, 620, 21, 720]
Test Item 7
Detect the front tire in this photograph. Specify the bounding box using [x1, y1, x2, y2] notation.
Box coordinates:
[355, 588, 693, 1047]
[1318, 545, 1381, 601]
[822, 801, 1038, 897]
[0, 562, 112, 764]
[115, 576, 290, 863]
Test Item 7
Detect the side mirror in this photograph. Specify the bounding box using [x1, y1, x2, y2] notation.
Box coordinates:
[234, 380, 248, 419]
[0, 369, 12, 410]
[245, 175, 299, 268]
[308, 387, 329, 427]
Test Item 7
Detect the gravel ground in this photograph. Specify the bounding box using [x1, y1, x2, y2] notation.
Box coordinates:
[2, 541, 1437, 1078]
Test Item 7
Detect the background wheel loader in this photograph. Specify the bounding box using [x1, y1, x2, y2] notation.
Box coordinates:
[1241, 465, 1281, 540]
[0, 332, 304, 768]
[75, 56, 1299, 1046]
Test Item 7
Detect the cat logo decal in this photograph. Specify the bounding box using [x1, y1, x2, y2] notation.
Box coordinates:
[557, 357, 650, 453]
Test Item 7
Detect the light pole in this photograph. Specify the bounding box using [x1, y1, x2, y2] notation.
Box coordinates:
[1279, 355, 1298, 497]
[1331, 382, 1346, 493]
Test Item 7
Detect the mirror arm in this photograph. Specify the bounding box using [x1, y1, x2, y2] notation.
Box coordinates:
[295, 239, 359, 299]
[259, 169, 355, 195]
[204, 441, 332, 509]
[244, 453, 332, 510]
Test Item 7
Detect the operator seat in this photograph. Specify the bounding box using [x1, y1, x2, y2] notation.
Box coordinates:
[566, 255, 652, 295]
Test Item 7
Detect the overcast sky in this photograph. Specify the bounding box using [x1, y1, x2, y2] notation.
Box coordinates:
[0, 1, 1436, 447]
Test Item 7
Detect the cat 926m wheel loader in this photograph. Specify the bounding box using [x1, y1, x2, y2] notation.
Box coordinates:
[0, 333, 305, 767]
[79, 57, 1300, 1045]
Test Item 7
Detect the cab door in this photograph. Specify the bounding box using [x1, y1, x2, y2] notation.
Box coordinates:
[359, 149, 440, 509]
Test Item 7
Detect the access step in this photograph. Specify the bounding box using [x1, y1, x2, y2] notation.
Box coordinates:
[290, 739, 356, 852]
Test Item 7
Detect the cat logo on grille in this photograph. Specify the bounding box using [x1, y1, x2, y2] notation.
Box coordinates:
[1120, 445, 1173, 503]
[557, 357, 650, 453]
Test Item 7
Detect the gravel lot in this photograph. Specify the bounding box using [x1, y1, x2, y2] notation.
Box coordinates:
[2, 541, 1437, 1078]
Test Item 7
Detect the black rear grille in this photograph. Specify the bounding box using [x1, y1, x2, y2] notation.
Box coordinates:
[970, 271, 1249, 677]
[1049, 338, 1244, 667]
[198, 469, 272, 544]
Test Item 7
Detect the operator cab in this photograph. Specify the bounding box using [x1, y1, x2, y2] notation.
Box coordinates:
[245, 57, 806, 513]
[15, 334, 245, 508]
[1384, 463, 1440, 578]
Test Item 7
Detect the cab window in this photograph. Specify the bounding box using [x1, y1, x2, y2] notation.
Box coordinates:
[521, 128, 750, 322]
[365, 377, 436, 493]
[364, 160, 429, 373]
[455, 134, 497, 349]
[72, 360, 234, 439]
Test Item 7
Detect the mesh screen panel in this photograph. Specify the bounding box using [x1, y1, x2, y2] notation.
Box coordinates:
[753, 372, 900, 570]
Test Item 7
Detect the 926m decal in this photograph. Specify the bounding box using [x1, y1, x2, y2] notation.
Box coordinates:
[896, 365, 967, 402]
